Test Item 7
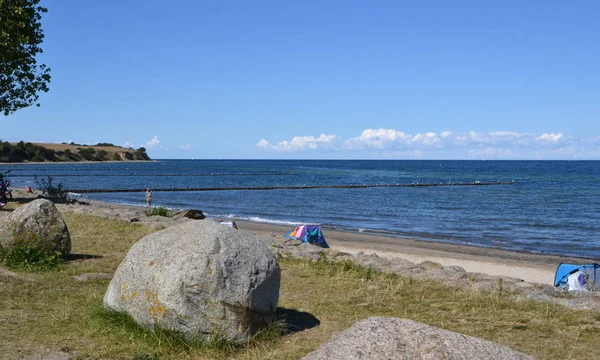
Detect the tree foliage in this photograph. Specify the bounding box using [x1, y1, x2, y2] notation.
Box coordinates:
[0, 140, 151, 162]
[0, 0, 51, 115]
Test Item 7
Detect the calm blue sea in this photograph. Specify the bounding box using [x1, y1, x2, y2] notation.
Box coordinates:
[2, 160, 599, 258]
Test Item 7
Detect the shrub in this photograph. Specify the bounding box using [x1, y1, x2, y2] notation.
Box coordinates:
[34, 175, 70, 202]
[0, 230, 63, 271]
[145, 206, 171, 217]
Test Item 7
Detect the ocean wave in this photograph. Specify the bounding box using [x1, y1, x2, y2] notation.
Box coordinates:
[219, 214, 303, 226]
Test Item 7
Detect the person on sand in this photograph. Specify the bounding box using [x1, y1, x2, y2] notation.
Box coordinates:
[25, 185, 33, 193]
[4, 180, 12, 200]
[145, 188, 153, 208]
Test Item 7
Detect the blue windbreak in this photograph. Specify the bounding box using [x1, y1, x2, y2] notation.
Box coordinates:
[554, 263, 600, 287]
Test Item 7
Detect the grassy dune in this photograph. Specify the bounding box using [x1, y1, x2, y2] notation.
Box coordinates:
[1, 212, 600, 359]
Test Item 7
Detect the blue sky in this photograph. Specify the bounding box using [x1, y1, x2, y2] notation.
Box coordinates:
[2, 1, 599, 159]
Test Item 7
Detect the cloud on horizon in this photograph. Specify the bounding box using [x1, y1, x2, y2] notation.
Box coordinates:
[144, 136, 160, 148]
[257, 129, 600, 159]
[257, 133, 337, 152]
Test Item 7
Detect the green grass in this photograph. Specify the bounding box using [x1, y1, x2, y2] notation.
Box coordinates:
[2, 211, 600, 359]
[0, 242, 63, 271]
[0, 225, 65, 271]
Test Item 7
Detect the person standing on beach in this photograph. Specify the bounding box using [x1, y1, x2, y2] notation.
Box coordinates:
[145, 188, 153, 208]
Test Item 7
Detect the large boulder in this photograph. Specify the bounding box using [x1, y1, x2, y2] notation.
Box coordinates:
[302, 317, 534, 360]
[104, 220, 280, 341]
[0, 199, 71, 256]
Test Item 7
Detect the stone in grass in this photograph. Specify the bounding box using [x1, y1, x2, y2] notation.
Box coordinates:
[302, 317, 534, 360]
[0, 199, 71, 257]
[104, 220, 280, 341]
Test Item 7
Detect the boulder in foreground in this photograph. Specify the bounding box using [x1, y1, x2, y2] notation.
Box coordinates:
[302, 317, 534, 360]
[0, 199, 71, 256]
[104, 220, 280, 341]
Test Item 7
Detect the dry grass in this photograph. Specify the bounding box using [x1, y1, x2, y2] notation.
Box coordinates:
[2, 212, 600, 359]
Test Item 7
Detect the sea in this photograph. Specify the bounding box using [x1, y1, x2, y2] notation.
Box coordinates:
[1, 160, 599, 258]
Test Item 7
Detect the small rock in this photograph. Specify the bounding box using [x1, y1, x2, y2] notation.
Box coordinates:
[0, 267, 38, 283]
[419, 260, 444, 270]
[74, 273, 113, 282]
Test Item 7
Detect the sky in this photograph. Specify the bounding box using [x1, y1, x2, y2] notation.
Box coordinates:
[1, 0, 599, 160]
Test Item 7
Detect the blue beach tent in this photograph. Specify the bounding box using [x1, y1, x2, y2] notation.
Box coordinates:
[285, 225, 330, 248]
[554, 263, 600, 292]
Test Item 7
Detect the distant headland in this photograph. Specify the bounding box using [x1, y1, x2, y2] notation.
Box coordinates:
[0, 141, 151, 163]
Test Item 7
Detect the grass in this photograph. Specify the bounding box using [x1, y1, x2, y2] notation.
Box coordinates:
[0, 242, 63, 271]
[0, 224, 65, 271]
[2, 211, 600, 358]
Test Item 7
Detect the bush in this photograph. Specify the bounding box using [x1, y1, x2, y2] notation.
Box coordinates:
[34, 175, 70, 202]
[145, 206, 171, 217]
[0, 230, 63, 271]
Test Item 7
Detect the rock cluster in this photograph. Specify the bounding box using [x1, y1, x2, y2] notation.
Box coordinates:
[270, 238, 600, 310]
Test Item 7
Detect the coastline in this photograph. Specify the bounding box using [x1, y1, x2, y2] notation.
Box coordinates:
[10, 188, 600, 310]
[18, 192, 588, 286]
[2, 188, 589, 286]
[0, 160, 157, 165]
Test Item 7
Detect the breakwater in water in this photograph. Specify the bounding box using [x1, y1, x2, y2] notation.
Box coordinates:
[70, 180, 514, 193]
[2, 159, 599, 257]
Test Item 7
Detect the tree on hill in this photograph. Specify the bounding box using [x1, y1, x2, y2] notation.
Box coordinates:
[0, 0, 51, 115]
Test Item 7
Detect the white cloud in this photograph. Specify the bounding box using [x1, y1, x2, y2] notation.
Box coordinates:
[257, 129, 599, 159]
[144, 136, 160, 148]
[536, 133, 563, 143]
[257, 133, 337, 152]
[122, 141, 134, 148]
[180, 144, 192, 150]
[256, 139, 270, 149]
[346, 129, 568, 150]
